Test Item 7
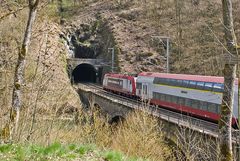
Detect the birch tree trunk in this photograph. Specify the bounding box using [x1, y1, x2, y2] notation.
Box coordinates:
[219, 0, 238, 160]
[10, 0, 39, 139]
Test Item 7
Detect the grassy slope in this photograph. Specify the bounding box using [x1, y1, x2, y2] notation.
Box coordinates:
[0, 143, 144, 161]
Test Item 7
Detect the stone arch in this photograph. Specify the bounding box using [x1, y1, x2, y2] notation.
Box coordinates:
[109, 114, 125, 125]
[93, 103, 101, 111]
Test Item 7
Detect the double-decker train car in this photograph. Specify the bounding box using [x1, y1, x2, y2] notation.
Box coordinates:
[103, 73, 136, 97]
[136, 72, 239, 126]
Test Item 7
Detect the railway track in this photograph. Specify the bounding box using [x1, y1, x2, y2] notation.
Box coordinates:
[77, 83, 240, 143]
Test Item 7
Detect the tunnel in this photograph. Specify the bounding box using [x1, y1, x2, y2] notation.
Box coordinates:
[72, 63, 97, 83]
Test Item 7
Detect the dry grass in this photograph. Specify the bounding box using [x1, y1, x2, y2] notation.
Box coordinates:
[0, 105, 175, 160]
[111, 111, 174, 161]
[12, 108, 174, 160]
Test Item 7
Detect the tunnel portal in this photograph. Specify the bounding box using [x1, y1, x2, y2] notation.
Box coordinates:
[72, 63, 97, 83]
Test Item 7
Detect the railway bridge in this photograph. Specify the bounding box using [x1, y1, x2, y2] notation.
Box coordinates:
[75, 83, 240, 159]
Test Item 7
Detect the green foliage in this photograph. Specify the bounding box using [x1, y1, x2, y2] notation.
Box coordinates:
[75, 144, 95, 155]
[0, 143, 140, 160]
[103, 150, 125, 161]
[0, 144, 12, 153]
[43, 142, 62, 155]
[102, 150, 147, 161]
[29, 144, 45, 155]
[68, 143, 77, 151]
[15, 146, 26, 161]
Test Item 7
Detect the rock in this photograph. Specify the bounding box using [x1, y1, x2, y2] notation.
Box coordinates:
[135, 55, 142, 61]
[150, 58, 158, 65]
[57, 102, 79, 116]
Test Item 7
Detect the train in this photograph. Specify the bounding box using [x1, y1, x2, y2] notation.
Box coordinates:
[103, 72, 239, 127]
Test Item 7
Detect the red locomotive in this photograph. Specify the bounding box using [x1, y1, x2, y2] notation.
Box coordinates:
[103, 73, 136, 98]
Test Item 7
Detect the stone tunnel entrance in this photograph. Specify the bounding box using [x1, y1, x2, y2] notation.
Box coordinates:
[64, 20, 118, 84]
[72, 63, 97, 83]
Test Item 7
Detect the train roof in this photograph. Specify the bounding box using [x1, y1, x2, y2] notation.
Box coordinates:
[105, 73, 135, 80]
[138, 72, 238, 84]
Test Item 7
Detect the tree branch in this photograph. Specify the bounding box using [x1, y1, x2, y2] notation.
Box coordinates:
[0, 5, 28, 22]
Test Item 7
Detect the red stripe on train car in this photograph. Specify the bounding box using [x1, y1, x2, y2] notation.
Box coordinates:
[150, 99, 220, 122]
[150, 99, 238, 125]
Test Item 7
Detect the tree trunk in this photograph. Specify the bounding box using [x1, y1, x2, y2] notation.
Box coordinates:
[174, 0, 182, 61]
[10, 0, 39, 140]
[219, 0, 238, 160]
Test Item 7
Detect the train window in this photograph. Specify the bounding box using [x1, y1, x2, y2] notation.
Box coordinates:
[173, 79, 178, 86]
[191, 100, 199, 109]
[176, 80, 183, 86]
[199, 101, 203, 110]
[153, 78, 157, 84]
[172, 79, 178, 86]
[158, 78, 164, 84]
[153, 78, 160, 84]
[156, 78, 162, 84]
[136, 83, 142, 89]
[204, 82, 213, 91]
[196, 82, 204, 90]
[172, 96, 178, 104]
[182, 80, 189, 87]
[143, 85, 148, 95]
[153, 92, 157, 99]
[178, 97, 185, 106]
[189, 81, 197, 88]
[216, 104, 221, 114]
[160, 78, 167, 84]
[208, 103, 217, 113]
[120, 81, 123, 86]
[199, 101, 208, 111]
[163, 78, 170, 85]
[155, 93, 160, 99]
[168, 79, 175, 86]
[166, 95, 171, 102]
[213, 83, 224, 92]
[185, 98, 192, 107]
[160, 94, 166, 101]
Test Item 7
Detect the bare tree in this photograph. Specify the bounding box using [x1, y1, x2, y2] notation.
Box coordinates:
[174, 0, 183, 61]
[10, 0, 40, 139]
[176, 126, 219, 161]
[219, 0, 238, 160]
